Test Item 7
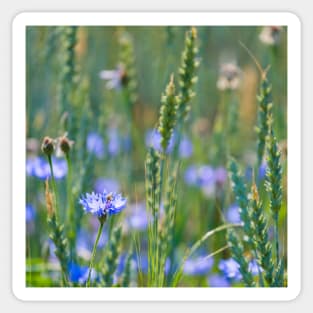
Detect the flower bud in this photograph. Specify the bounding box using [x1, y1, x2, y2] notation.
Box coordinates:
[41, 136, 54, 156]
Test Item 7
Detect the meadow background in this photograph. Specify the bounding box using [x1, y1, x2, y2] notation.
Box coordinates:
[25, 25, 287, 287]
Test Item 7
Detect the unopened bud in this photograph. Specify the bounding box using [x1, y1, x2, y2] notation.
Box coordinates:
[41, 137, 54, 156]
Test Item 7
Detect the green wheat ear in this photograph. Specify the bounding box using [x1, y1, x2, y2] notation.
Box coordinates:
[118, 30, 138, 107]
[227, 230, 256, 287]
[177, 27, 200, 122]
[265, 127, 283, 265]
[250, 183, 275, 286]
[256, 77, 273, 166]
[158, 75, 179, 153]
[228, 159, 255, 249]
[101, 225, 122, 287]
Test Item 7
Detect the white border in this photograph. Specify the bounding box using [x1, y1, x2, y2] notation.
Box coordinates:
[12, 12, 301, 301]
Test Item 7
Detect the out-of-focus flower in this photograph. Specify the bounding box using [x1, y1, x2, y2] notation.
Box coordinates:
[225, 203, 241, 224]
[94, 178, 120, 194]
[208, 274, 231, 287]
[107, 128, 121, 156]
[68, 262, 97, 284]
[183, 256, 214, 276]
[79, 191, 127, 222]
[245, 162, 267, 181]
[179, 136, 193, 158]
[76, 228, 108, 260]
[26, 204, 36, 223]
[248, 259, 263, 276]
[218, 258, 242, 281]
[99, 64, 127, 90]
[259, 26, 282, 46]
[86, 132, 105, 159]
[217, 62, 241, 91]
[184, 165, 227, 189]
[215, 166, 228, 185]
[26, 138, 39, 155]
[145, 129, 193, 158]
[145, 129, 174, 154]
[26, 156, 67, 180]
[127, 202, 148, 232]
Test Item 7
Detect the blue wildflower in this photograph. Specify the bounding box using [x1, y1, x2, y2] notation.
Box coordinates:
[208, 274, 231, 287]
[245, 162, 267, 181]
[145, 129, 174, 154]
[225, 203, 241, 224]
[215, 166, 228, 185]
[184, 165, 198, 186]
[26, 156, 67, 180]
[179, 136, 193, 159]
[26, 204, 36, 223]
[218, 258, 242, 281]
[107, 128, 121, 156]
[86, 132, 105, 159]
[248, 259, 263, 276]
[94, 177, 120, 194]
[145, 129, 193, 158]
[79, 190, 127, 221]
[127, 203, 148, 231]
[258, 162, 267, 180]
[183, 256, 214, 276]
[68, 262, 97, 284]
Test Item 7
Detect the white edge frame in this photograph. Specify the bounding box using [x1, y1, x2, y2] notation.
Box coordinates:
[12, 12, 301, 301]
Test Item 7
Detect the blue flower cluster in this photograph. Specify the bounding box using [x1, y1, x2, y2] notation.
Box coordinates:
[184, 164, 227, 197]
[183, 256, 214, 276]
[145, 129, 193, 158]
[86, 130, 131, 160]
[26, 156, 67, 180]
[79, 190, 127, 220]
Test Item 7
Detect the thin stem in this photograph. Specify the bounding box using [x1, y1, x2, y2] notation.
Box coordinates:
[171, 223, 242, 287]
[86, 221, 104, 287]
[65, 153, 75, 257]
[47, 155, 59, 217]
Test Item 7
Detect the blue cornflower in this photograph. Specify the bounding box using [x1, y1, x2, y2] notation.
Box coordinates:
[86, 132, 105, 159]
[208, 274, 231, 287]
[225, 203, 241, 224]
[94, 177, 120, 194]
[183, 256, 214, 276]
[26, 204, 36, 223]
[26, 156, 67, 180]
[218, 258, 242, 281]
[79, 190, 127, 222]
[68, 262, 97, 284]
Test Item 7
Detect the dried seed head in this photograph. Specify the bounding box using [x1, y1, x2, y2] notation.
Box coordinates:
[59, 134, 74, 155]
[41, 136, 55, 156]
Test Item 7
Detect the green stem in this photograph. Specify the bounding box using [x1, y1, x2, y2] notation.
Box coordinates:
[65, 153, 75, 258]
[86, 221, 104, 287]
[47, 155, 59, 217]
